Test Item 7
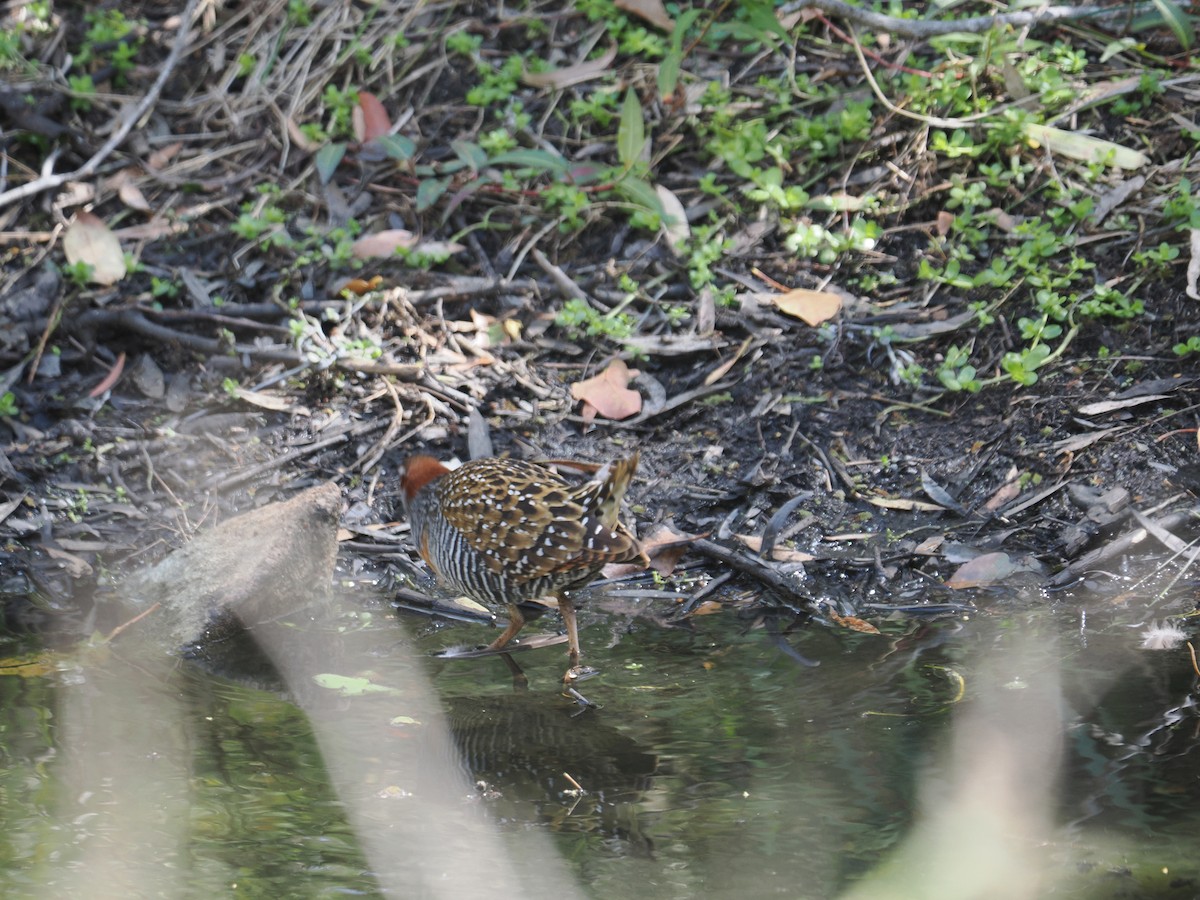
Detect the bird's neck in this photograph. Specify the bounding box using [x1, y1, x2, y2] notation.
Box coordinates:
[401, 455, 450, 499]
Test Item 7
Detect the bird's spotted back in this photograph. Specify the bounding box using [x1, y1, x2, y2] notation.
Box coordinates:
[432, 456, 641, 583]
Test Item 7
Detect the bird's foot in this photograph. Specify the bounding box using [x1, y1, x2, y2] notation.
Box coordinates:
[562, 665, 601, 710]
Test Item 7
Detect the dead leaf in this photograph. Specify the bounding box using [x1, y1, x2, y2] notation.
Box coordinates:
[355, 91, 391, 143]
[734, 533, 815, 563]
[615, 0, 673, 30]
[828, 611, 880, 634]
[771, 288, 841, 326]
[1023, 122, 1147, 170]
[688, 600, 723, 616]
[655, 184, 690, 252]
[411, 240, 466, 258]
[570, 359, 642, 421]
[867, 496, 945, 512]
[1077, 394, 1169, 415]
[523, 45, 617, 89]
[63, 211, 126, 285]
[229, 387, 299, 412]
[352, 230, 418, 259]
[946, 552, 1021, 588]
[114, 217, 187, 241]
[286, 116, 322, 153]
[107, 169, 151, 212]
[1188, 228, 1200, 301]
[146, 141, 183, 169]
[637, 522, 704, 575]
[338, 275, 385, 295]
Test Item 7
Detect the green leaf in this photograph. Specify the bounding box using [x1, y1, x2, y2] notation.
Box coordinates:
[315, 143, 346, 183]
[657, 8, 704, 99]
[617, 88, 646, 168]
[312, 673, 401, 696]
[487, 149, 570, 174]
[375, 133, 415, 160]
[613, 176, 663, 215]
[1149, 0, 1194, 49]
[416, 177, 450, 212]
[452, 139, 487, 171]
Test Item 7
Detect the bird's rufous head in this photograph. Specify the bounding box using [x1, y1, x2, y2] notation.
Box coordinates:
[399, 455, 450, 501]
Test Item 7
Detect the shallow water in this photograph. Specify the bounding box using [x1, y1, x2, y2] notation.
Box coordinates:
[0, 588, 1197, 899]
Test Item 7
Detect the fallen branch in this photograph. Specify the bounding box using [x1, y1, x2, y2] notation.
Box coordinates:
[692, 537, 814, 610]
[780, 0, 1153, 39]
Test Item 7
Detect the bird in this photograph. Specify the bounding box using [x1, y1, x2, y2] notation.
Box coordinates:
[399, 452, 645, 705]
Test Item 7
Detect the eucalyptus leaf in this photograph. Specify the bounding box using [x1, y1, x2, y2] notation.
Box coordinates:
[315, 142, 346, 184]
[618, 88, 646, 168]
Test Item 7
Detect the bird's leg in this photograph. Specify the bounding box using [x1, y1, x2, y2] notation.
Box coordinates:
[487, 603, 526, 650]
[557, 594, 599, 708]
[498, 652, 528, 691]
[558, 594, 581, 669]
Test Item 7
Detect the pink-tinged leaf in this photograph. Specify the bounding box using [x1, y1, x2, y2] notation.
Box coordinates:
[615, 0, 674, 31]
[356, 91, 391, 143]
[63, 211, 126, 285]
[523, 46, 617, 89]
[570, 359, 642, 421]
[352, 230, 418, 259]
[945, 552, 1018, 589]
[771, 288, 841, 326]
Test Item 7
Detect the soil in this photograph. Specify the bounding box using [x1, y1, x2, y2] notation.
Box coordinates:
[3, 1, 1200, 644]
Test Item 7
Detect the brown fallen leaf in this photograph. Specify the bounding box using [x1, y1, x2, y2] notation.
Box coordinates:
[829, 611, 881, 634]
[338, 275, 385, 295]
[523, 45, 617, 89]
[570, 359, 642, 421]
[352, 229, 418, 258]
[63, 211, 126, 285]
[945, 552, 1018, 589]
[688, 600, 723, 617]
[734, 533, 815, 563]
[616, 0, 673, 30]
[355, 91, 391, 143]
[771, 288, 841, 326]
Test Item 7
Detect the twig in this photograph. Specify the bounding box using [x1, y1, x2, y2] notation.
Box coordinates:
[692, 538, 814, 610]
[779, 0, 1152, 39]
[72, 307, 303, 362]
[0, 0, 203, 210]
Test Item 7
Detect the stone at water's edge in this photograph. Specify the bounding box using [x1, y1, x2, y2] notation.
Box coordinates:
[119, 481, 341, 655]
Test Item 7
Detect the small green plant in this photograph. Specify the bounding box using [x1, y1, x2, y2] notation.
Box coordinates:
[62, 261, 94, 286]
[151, 277, 180, 299]
[68, 73, 96, 110]
[0, 391, 18, 417]
[936, 345, 981, 393]
[232, 203, 288, 242]
[1173, 336, 1200, 357]
[555, 298, 636, 341]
